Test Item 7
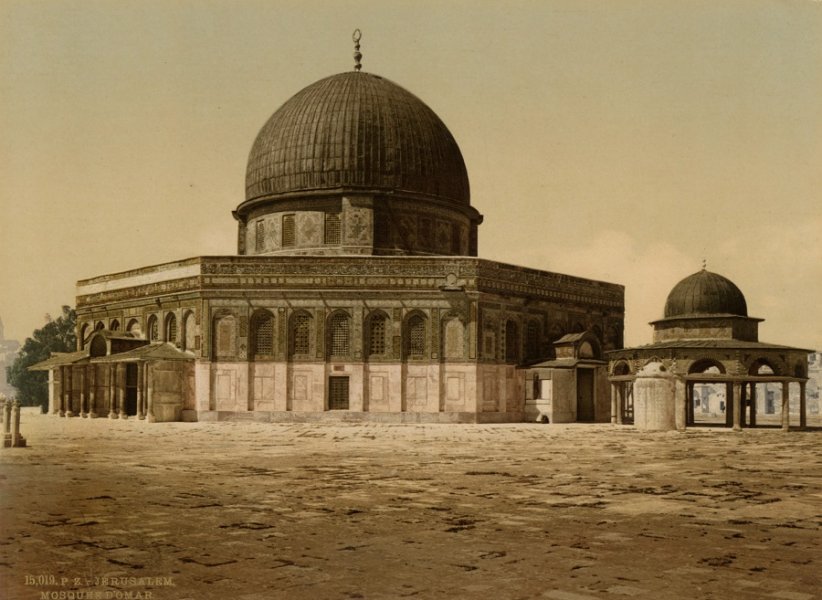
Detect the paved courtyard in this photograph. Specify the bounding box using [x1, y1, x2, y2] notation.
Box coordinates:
[0, 411, 819, 600]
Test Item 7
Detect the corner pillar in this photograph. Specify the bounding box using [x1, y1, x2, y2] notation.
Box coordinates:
[732, 381, 742, 432]
[799, 381, 806, 429]
[781, 381, 790, 432]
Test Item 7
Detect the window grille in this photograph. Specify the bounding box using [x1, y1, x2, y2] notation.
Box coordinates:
[329, 313, 350, 356]
[253, 313, 274, 356]
[407, 315, 425, 358]
[325, 213, 341, 245]
[255, 220, 265, 252]
[292, 314, 310, 355]
[368, 314, 386, 356]
[328, 377, 350, 410]
[282, 214, 295, 247]
[148, 317, 159, 341]
[166, 315, 177, 342]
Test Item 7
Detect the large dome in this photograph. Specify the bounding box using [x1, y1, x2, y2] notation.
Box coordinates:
[664, 270, 748, 318]
[245, 72, 470, 206]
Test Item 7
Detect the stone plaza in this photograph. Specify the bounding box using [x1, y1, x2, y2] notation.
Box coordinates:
[0, 411, 819, 599]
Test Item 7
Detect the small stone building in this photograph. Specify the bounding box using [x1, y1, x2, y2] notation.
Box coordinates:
[607, 269, 811, 431]
[33, 58, 625, 423]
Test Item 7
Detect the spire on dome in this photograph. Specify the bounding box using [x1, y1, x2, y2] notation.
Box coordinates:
[353, 29, 362, 71]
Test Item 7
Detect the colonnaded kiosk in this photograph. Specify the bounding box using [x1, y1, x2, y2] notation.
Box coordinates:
[608, 268, 811, 431]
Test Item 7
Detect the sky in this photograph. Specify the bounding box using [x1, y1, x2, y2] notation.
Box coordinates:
[1, 0, 820, 351]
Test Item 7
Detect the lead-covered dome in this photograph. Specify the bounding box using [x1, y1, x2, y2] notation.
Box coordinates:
[663, 270, 748, 318]
[245, 72, 470, 206]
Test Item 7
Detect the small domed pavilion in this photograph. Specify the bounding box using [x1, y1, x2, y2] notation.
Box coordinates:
[608, 268, 811, 431]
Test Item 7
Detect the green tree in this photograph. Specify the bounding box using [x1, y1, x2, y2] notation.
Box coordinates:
[6, 306, 76, 409]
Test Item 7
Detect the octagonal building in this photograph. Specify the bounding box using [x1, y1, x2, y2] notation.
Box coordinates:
[38, 57, 625, 424]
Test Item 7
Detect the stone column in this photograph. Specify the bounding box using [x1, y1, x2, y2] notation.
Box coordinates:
[799, 381, 806, 429]
[732, 382, 742, 432]
[65, 367, 74, 417]
[781, 381, 790, 432]
[610, 383, 617, 424]
[739, 382, 747, 427]
[146, 363, 155, 422]
[137, 363, 145, 420]
[79, 368, 87, 418]
[11, 401, 25, 447]
[616, 383, 624, 425]
[724, 382, 732, 427]
[108, 364, 117, 418]
[685, 382, 694, 426]
[749, 383, 757, 427]
[59, 366, 66, 416]
[89, 365, 97, 418]
[118, 363, 127, 420]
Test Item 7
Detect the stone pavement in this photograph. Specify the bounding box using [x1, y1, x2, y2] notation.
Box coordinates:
[0, 412, 819, 599]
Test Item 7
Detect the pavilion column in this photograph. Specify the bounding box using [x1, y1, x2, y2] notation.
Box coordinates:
[65, 367, 74, 417]
[89, 366, 97, 418]
[739, 382, 747, 427]
[725, 382, 733, 427]
[686, 382, 694, 426]
[749, 383, 757, 427]
[146, 363, 155, 423]
[59, 366, 66, 416]
[610, 383, 617, 424]
[732, 382, 742, 432]
[108, 363, 117, 418]
[79, 368, 88, 417]
[781, 381, 790, 432]
[118, 363, 127, 420]
[137, 363, 145, 420]
[616, 383, 624, 425]
[799, 381, 807, 429]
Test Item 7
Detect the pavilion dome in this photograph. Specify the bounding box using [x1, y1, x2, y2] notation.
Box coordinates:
[244, 71, 470, 206]
[663, 269, 748, 318]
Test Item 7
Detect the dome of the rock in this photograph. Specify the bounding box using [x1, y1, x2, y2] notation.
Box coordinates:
[663, 269, 748, 318]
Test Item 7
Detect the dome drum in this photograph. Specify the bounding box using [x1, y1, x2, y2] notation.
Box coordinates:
[239, 71, 480, 257]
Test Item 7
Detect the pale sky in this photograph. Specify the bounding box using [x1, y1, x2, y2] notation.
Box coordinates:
[1, 0, 820, 351]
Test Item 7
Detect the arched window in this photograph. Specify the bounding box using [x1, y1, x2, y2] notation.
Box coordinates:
[213, 314, 236, 359]
[328, 312, 351, 358]
[443, 318, 465, 359]
[255, 220, 265, 252]
[282, 214, 296, 247]
[95, 321, 105, 332]
[405, 314, 426, 359]
[126, 318, 142, 338]
[504, 320, 519, 363]
[526, 320, 540, 360]
[165, 313, 177, 343]
[109, 319, 120, 332]
[325, 213, 341, 245]
[251, 310, 275, 358]
[79, 323, 90, 350]
[367, 312, 387, 357]
[147, 315, 159, 342]
[290, 312, 312, 357]
[182, 311, 196, 352]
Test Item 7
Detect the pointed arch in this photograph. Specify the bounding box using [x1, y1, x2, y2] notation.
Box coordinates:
[126, 318, 142, 338]
[109, 319, 120, 332]
[403, 311, 427, 360]
[525, 319, 541, 361]
[181, 310, 196, 352]
[164, 313, 177, 343]
[147, 315, 160, 342]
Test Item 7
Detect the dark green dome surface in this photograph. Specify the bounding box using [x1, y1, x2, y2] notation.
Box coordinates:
[664, 270, 748, 318]
[245, 72, 470, 206]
